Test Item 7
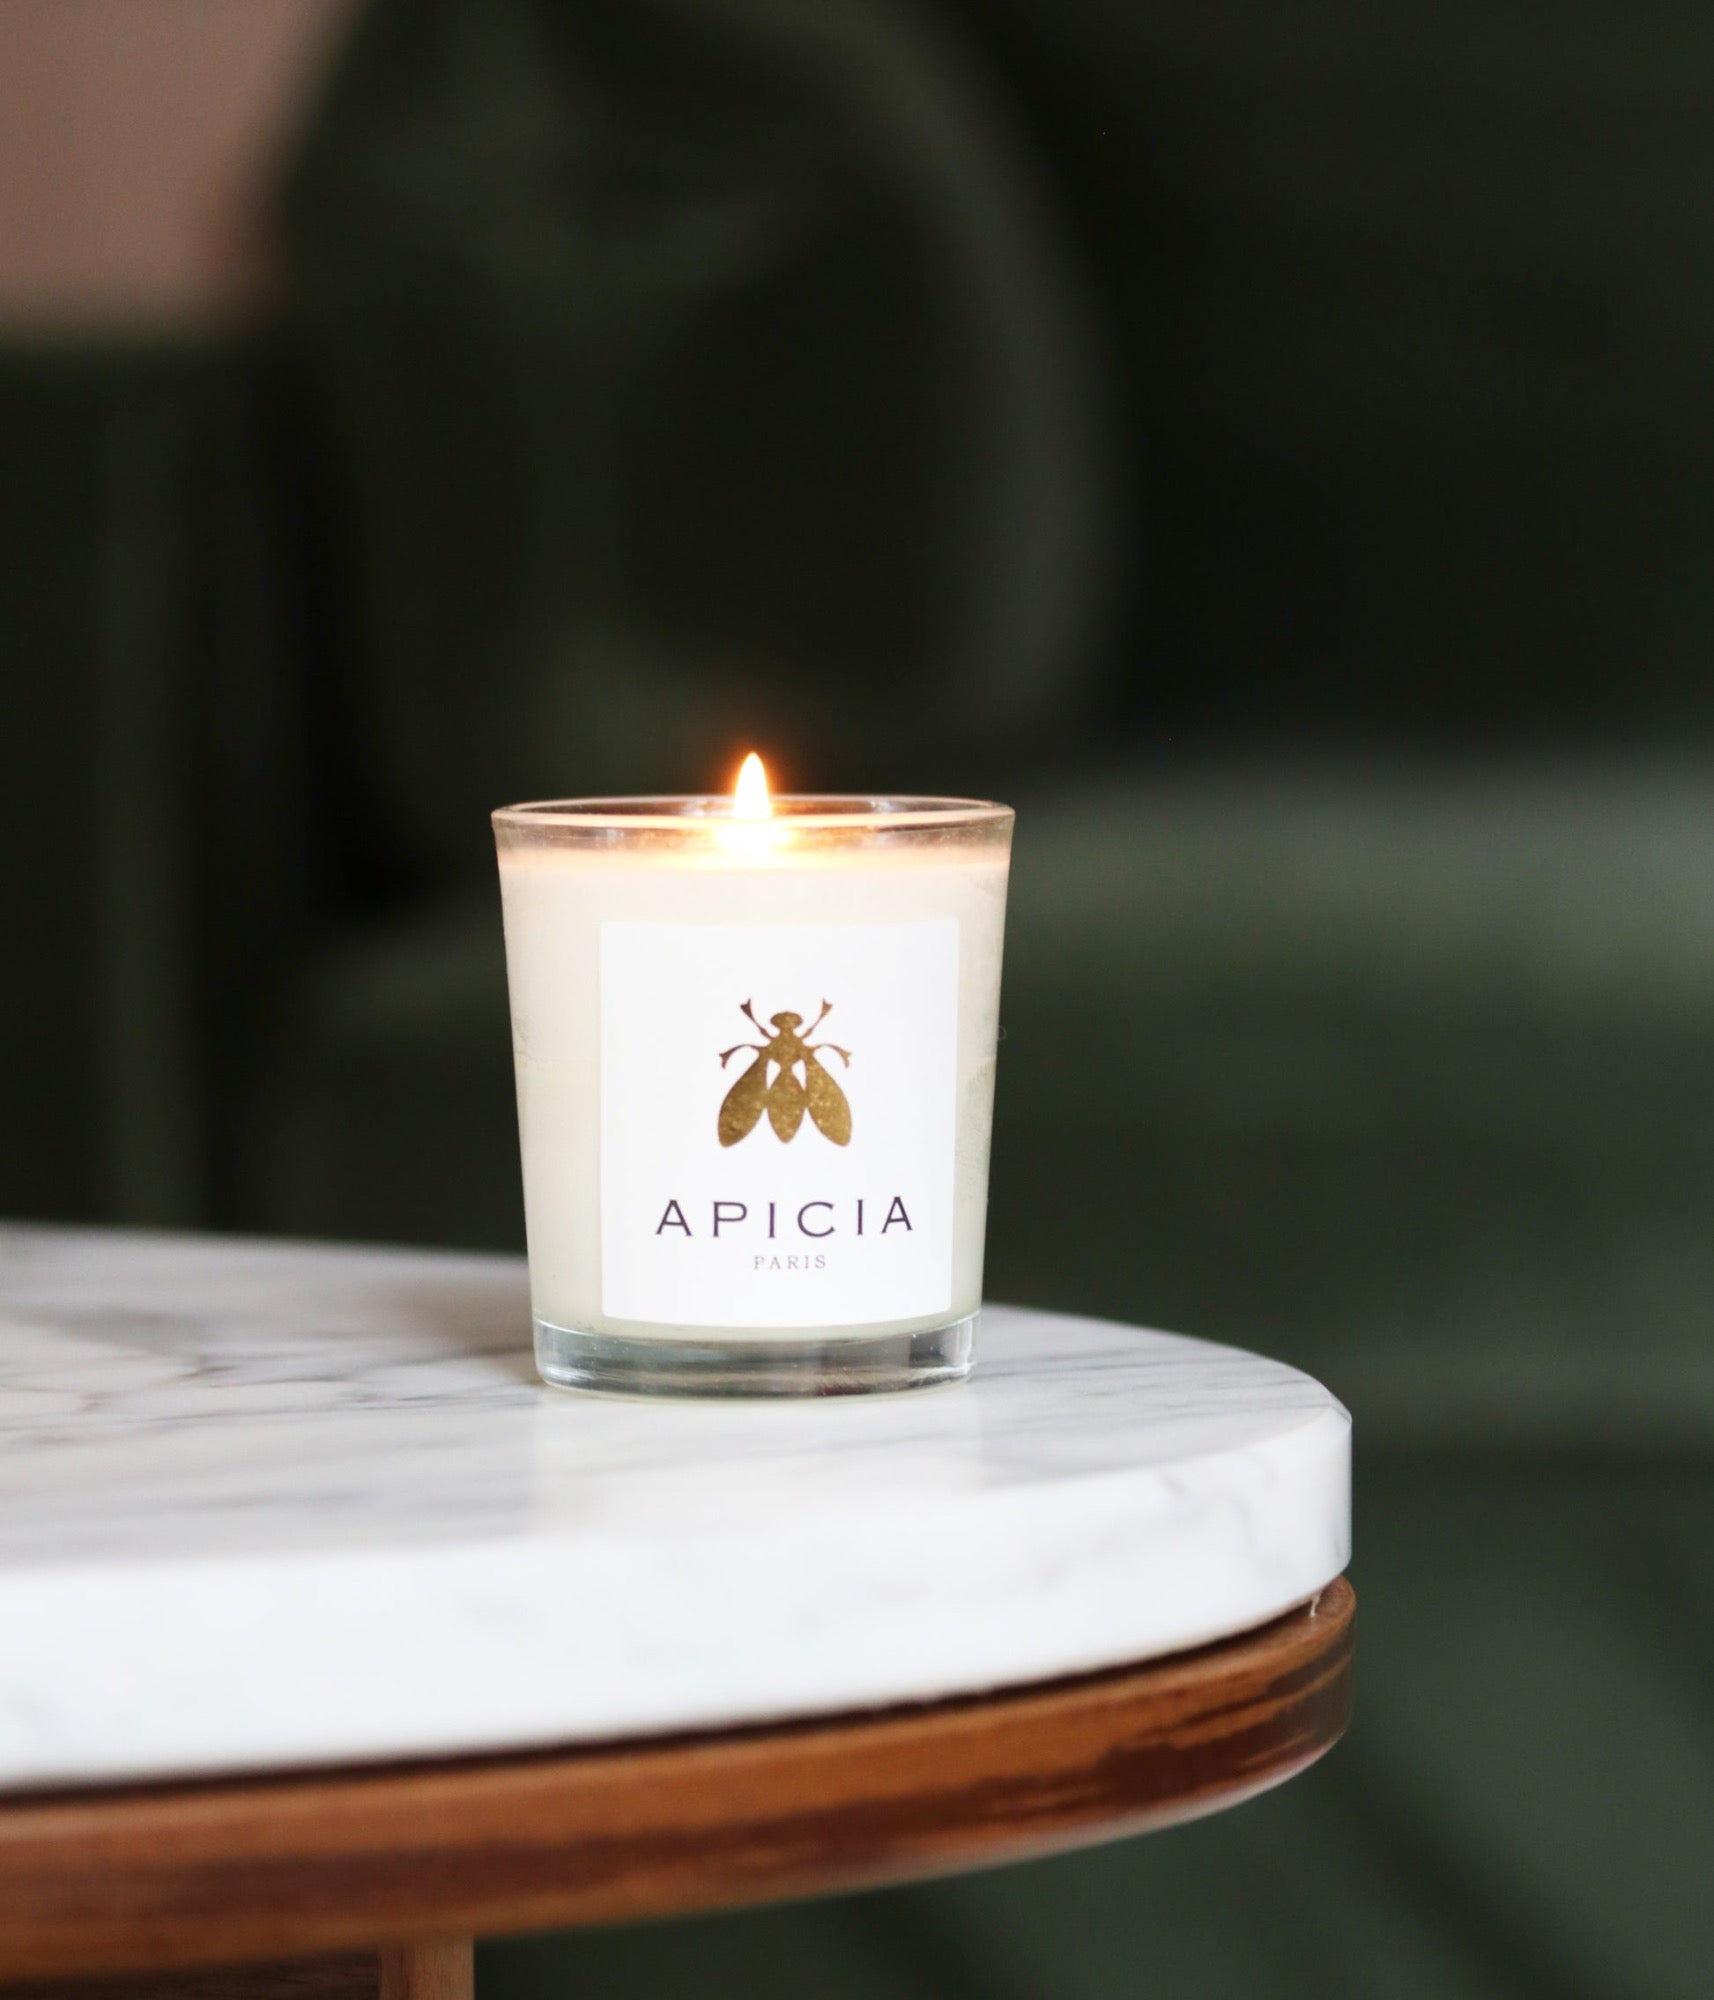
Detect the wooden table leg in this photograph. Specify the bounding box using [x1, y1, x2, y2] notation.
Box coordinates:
[2, 1945, 475, 2000]
[378, 1946, 473, 2000]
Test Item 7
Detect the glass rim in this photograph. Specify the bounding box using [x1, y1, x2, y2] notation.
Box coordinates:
[493, 794, 1013, 833]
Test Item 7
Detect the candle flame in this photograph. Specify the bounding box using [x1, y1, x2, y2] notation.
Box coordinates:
[733, 752, 771, 820]
[719, 751, 781, 856]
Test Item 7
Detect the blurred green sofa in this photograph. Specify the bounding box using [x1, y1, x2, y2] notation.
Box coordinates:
[5, 0, 1713, 1992]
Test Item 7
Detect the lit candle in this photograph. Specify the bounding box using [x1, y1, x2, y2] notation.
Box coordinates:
[494, 762, 1013, 1395]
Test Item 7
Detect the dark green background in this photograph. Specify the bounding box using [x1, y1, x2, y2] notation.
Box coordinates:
[4, 0, 1712, 1992]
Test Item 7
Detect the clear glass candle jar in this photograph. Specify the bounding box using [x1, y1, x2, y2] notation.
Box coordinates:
[493, 793, 1013, 1396]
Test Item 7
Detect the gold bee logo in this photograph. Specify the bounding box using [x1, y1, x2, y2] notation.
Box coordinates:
[718, 1000, 852, 1147]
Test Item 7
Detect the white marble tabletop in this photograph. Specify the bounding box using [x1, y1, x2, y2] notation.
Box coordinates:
[0, 1226, 1350, 1793]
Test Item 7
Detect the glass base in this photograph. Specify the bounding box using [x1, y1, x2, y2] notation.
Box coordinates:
[533, 1314, 977, 1399]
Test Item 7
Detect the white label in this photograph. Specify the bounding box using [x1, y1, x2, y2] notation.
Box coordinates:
[599, 918, 959, 1329]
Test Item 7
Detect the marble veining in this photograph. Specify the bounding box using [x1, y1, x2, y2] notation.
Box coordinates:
[0, 1226, 1350, 1791]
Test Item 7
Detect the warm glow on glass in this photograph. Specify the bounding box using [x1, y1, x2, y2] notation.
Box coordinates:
[733, 752, 771, 819]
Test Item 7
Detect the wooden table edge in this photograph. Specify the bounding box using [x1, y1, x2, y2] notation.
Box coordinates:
[0, 1578, 1353, 1984]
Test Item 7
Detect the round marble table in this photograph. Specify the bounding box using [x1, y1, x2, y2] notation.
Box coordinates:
[0, 1226, 1352, 1998]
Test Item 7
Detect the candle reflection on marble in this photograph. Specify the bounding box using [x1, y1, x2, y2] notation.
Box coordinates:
[494, 761, 1012, 1398]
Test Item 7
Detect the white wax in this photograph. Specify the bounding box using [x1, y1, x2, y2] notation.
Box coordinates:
[499, 840, 1009, 1343]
